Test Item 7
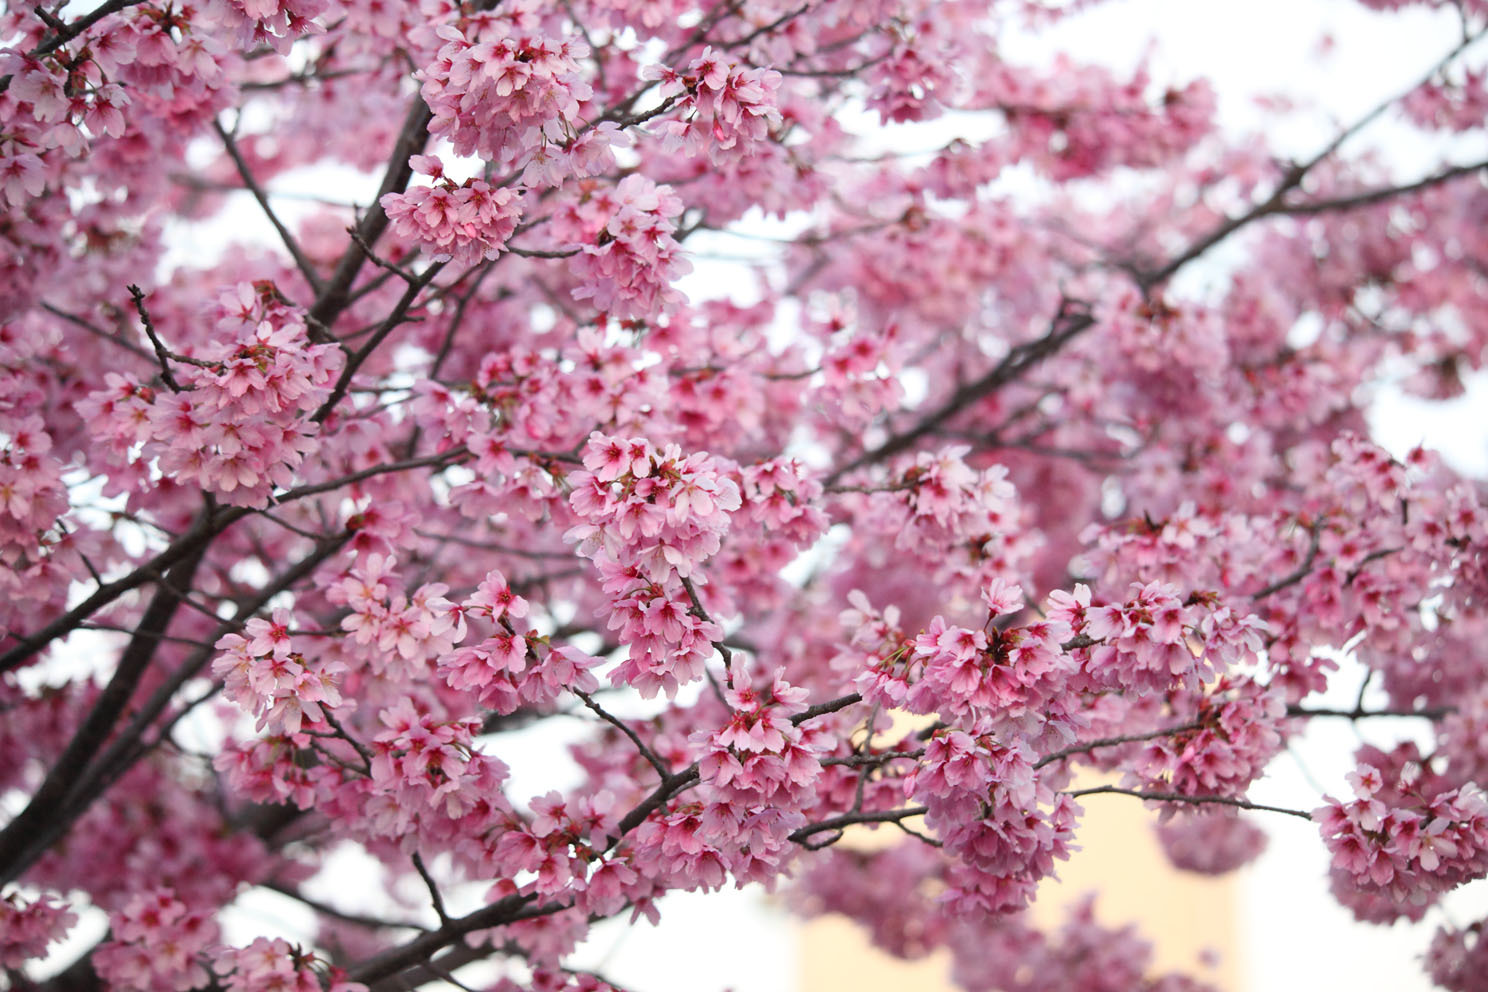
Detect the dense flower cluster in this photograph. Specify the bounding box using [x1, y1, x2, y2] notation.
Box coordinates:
[418, 1, 594, 172]
[650, 47, 783, 163]
[366, 698, 511, 845]
[212, 608, 345, 734]
[1316, 762, 1488, 913]
[328, 554, 461, 674]
[1127, 676, 1286, 798]
[0, 416, 66, 565]
[556, 176, 692, 318]
[0, 888, 75, 968]
[80, 282, 343, 506]
[908, 731, 1079, 914]
[94, 889, 218, 992]
[214, 937, 366, 992]
[850, 580, 1078, 745]
[381, 155, 522, 266]
[569, 432, 741, 580]
[696, 666, 818, 806]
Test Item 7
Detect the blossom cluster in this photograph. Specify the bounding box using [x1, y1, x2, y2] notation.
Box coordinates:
[216, 0, 329, 53]
[365, 698, 511, 845]
[738, 457, 828, 548]
[980, 60, 1217, 180]
[907, 731, 1079, 914]
[437, 568, 602, 711]
[94, 888, 218, 992]
[852, 580, 1077, 745]
[696, 666, 819, 806]
[80, 282, 344, 506]
[1426, 922, 1488, 992]
[418, 3, 594, 171]
[212, 607, 346, 735]
[601, 573, 723, 699]
[214, 936, 366, 992]
[1127, 677, 1286, 798]
[328, 554, 462, 675]
[1317, 763, 1488, 914]
[650, 47, 783, 163]
[555, 175, 692, 318]
[381, 155, 522, 266]
[1155, 811, 1269, 875]
[568, 432, 741, 583]
[488, 790, 630, 912]
[1069, 581, 1212, 696]
[0, 888, 76, 968]
[0, 416, 67, 565]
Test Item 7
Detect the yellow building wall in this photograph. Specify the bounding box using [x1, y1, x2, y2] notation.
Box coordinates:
[798, 772, 1240, 992]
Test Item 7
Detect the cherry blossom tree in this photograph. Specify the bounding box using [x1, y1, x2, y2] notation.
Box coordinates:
[2, 0, 1488, 989]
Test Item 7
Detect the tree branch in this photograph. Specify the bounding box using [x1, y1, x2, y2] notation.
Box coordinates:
[1033, 720, 1205, 770]
[311, 261, 445, 423]
[0, 534, 208, 883]
[212, 120, 327, 295]
[0, 0, 148, 94]
[1063, 785, 1312, 820]
[4, 532, 353, 886]
[788, 806, 930, 848]
[1141, 28, 1488, 288]
[307, 97, 435, 335]
[825, 298, 1096, 484]
[575, 690, 672, 781]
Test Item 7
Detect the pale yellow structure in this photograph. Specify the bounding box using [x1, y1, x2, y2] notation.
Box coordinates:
[798, 771, 1240, 991]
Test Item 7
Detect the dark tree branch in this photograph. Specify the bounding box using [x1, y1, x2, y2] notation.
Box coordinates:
[788, 806, 931, 848]
[791, 692, 863, 725]
[575, 690, 672, 781]
[307, 98, 435, 335]
[0, 0, 148, 94]
[0, 535, 208, 883]
[212, 120, 327, 295]
[1033, 721, 1206, 770]
[1288, 704, 1451, 720]
[128, 284, 183, 391]
[5, 532, 353, 886]
[410, 852, 452, 927]
[1064, 785, 1312, 820]
[1140, 29, 1487, 288]
[311, 261, 446, 423]
[826, 298, 1096, 484]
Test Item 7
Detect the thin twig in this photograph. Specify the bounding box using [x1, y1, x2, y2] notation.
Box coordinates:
[788, 806, 931, 847]
[680, 576, 733, 668]
[212, 120, 327, 295]
[128, 285, 182, 392]
[575, 690, 672, 781]
[1063, 785, 1312, 820]
[1288, 704, 1450, 720]
[410, 852, 452, 927]
[1033, 720, 1205, 770]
